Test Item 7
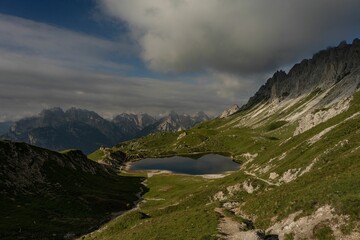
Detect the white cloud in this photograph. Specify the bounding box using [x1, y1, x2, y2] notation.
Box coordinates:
[0, 13, 133, 74]
[99, 0, 360, 74]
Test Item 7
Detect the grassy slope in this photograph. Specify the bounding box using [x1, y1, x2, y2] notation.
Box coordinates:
[86, 175, 219, 240]
[83, 173, 250, 240]
[84, 91, 360, 239]
[88, 148, 106, 161]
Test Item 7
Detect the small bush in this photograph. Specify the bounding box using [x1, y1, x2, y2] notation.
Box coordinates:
[313, 223, 335, 240]
[267, 121, 288, 131]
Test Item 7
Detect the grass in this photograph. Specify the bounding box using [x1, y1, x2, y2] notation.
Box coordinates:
[266, 120, 288, 131]
[313, 224, 335, 240]
[88, 149, 105, 161]
[82, 174, 221, 240]
[229, 93, 360, 228]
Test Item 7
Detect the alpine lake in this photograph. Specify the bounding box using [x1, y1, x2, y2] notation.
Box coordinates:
[129, 154, 240, 175]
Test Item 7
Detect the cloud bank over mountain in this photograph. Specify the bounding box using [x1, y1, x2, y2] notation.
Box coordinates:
[100, 0, 360, 75]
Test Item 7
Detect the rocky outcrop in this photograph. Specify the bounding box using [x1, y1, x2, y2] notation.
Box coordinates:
[267, 205, 358, 240]
[294, 96, 352, 135]
[215, 207, 279, 240]
[98, 148, 127, 169]
[220, 104, 240, 118]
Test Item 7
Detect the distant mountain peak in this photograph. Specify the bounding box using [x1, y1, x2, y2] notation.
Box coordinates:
[138, 111, 210, 135]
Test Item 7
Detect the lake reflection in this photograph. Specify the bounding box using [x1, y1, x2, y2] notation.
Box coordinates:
[129, 154, 240, 175]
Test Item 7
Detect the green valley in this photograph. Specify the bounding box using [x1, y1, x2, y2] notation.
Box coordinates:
[82, 90, 360, 240]
[82, 42, 360, 239]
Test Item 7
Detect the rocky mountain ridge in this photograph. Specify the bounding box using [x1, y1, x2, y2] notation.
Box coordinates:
[1, 108, 210, 153]
[231, 39, 360, 136]
[242, 39, 360, 110]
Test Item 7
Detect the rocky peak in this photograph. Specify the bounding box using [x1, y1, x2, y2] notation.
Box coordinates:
[192, 111, 210, 123]
[137, 113, 156, 128]
[39, 107, 64, 118]
[65, 107, 103, 122]
[219, 104, 240, 118]
[37, 107, 66, 127]
[113, 112, 156, 130]
[168, 110, 180, 119]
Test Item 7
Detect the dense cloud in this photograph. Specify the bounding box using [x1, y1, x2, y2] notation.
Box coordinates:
[99, 0, 360, 74]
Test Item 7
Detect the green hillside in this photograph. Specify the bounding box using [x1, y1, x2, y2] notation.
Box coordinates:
[83, 91, 360, 239]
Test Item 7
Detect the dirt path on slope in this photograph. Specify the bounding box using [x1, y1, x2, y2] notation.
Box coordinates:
[244, 171, 280, 186]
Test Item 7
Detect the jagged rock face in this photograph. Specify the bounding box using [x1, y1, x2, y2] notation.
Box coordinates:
[220, 104, 240, 118]
[112, 113, 156, 135]
[242, 39, 360, 110]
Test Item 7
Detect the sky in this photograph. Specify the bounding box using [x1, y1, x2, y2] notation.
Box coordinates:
[0, 0, 360, 121]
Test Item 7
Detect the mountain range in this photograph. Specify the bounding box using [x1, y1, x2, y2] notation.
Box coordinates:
[1, 108, 209, 154]
[1, 39, 360, 239]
